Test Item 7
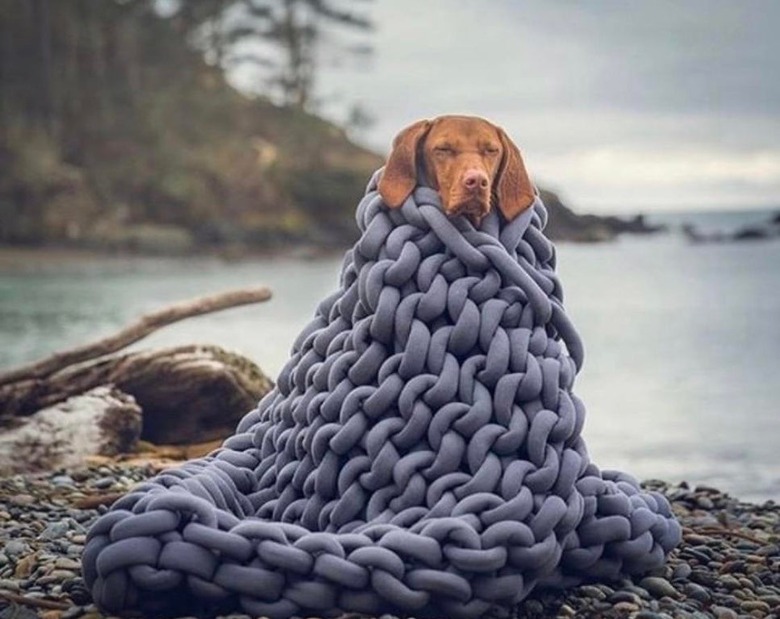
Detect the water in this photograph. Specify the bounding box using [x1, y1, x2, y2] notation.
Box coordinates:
[1, 209, 778, 502]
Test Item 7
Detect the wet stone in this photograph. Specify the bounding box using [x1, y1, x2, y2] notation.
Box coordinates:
[579, 585, 607, 600]
[10, 494, 36, 507]
[740, 599, 771, 613]
[39, 520, 70, 540]
[711, 606, 739, 619]
[613, 601, 640, 613]
[720, 575, 742, 590]
[672, 562, 693, 581]
[609, 590, 643, 605]
[91, 476, 115, 490]
[683, 582, 712, 603]
[4, 540, 31, 556]
[640, 577, 680, 600]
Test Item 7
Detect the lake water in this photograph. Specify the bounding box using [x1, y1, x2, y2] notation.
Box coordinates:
[1, 209, 778, 503]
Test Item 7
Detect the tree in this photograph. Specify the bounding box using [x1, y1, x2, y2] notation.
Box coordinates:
[184, 0, 373, 111]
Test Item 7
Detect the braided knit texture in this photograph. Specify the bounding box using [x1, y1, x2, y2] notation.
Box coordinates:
[83, 170, 681, 618]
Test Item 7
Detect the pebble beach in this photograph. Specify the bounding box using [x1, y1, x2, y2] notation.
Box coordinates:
[0, 464, 778, 619]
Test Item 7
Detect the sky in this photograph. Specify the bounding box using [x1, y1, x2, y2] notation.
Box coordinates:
[236, 0, 780, 214]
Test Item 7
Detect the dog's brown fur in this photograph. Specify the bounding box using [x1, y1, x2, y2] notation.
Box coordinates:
[378, 115, 535, 224]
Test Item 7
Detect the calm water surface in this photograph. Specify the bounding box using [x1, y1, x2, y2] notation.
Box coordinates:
[1, 213, 778, 502]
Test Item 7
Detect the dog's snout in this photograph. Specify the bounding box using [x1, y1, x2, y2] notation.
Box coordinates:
[463, 169, 489, 191]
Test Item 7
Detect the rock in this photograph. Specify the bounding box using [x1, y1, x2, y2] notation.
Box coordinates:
[54, 557, 81, 570]
[0, 577, 21, 590]
[40, 520, 70, 540]
[14, 552, 37, 578]
[609, 590, 643, 605]
[0, 606, 38, 619]
[639, 576, 680, 599]
[91, 476, 114, 490]
[740, 599, 770, 613]
[711, 606, 739, 619]
[579, 585, 607, 600]
[0, 386, 142, 474]
[683, 582, 711, 603]
[672, 563, 692, 581]
[4, 540, 31, 556]
[10, 494, 36, 506]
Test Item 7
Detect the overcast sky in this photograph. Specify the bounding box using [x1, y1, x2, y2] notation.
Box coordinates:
[284, 0, 778, 214]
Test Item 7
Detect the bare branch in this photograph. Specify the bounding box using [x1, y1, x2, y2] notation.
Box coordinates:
[0, 287, 272, 387]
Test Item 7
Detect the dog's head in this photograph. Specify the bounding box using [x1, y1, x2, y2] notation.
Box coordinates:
[378, 115, 535, 224]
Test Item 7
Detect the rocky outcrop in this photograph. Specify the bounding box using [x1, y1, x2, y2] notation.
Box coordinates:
[541, 188, 666, 243]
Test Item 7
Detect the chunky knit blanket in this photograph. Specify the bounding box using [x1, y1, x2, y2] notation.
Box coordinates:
[83, 170, 681, 618]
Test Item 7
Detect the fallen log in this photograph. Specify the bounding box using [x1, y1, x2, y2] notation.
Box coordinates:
[0, 288, 274, 469]
[1, 344, 273, 444]
[0, 385, 141, 474]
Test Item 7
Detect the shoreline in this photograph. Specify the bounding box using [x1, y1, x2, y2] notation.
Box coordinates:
[0, 463, 777, 618]
[0, 244, 347, 273]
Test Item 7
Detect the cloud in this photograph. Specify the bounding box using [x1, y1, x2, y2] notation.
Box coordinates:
[274, 0, 780, 212]
[534, 146, 780, 211]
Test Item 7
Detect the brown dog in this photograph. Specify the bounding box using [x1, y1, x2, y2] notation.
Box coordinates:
[378, 115, 536, 225]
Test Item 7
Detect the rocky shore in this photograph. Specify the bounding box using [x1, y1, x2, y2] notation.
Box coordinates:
[0, 465, 777, 619]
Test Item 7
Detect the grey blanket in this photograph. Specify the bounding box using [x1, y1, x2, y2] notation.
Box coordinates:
[83, 170, 681, 618]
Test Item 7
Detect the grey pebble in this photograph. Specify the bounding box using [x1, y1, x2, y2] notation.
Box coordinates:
[739, 599, 771, 612]
[696, 496, 714, 510]
[613, 601, 640, 613]
[711, 606, 739, 619]
[623, 583, 652, 599]
[51, 475, 75, 487]
[3, 539, 30, 555]
[608, 590, 643, 605]
[55, 557, 82, 570]
[755, 543, 779, 556]
[719, 574, 742, 590]
[579, 585, 607, 600]
[92, 476, 115, 490]
[10, 494, 36, 507]
[672, 562, 693, 581]
[37, 569, 78, 585]
[683, 582, 711, 603]
[61, 607, 86, 619]
[39, 519, 70, 540]
[0, 577, 20, 591]
[639, 576, 680, 598]
[0, 606, 38, 619]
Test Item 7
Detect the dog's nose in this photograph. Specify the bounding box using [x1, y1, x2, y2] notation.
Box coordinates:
[463, 169, 489, 191]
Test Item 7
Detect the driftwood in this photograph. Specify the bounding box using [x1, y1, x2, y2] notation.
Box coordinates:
[1, 343, 273, 443]
[0, 286, 272, 388]
[0, 288, 274, 469]
[0, 385, 142, 474]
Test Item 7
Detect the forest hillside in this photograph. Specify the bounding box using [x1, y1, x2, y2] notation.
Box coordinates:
[0, 0, 650, 253]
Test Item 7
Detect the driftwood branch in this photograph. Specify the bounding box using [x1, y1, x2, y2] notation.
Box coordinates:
[0, 287, 272, 387]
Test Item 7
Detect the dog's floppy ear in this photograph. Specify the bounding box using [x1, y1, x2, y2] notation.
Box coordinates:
[378, 119, 431, 208]
[494, 127, 535, 222]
